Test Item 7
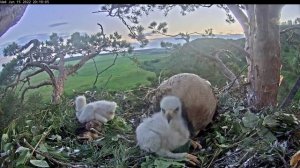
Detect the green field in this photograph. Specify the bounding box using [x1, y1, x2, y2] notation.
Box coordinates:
[27, 52, 169, 100]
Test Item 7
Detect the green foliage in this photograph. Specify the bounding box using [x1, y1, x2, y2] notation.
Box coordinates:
[0, 90, 46, 134]
[278, 25, 300, 102]
[0, 90, 23, 134]
[0, 58, 19, 86]
[3, 42, 20, 56]
[197, 92, 300, 167]
[1, 96, 76, 167]
[68, 32, 90, 50]
[141, 155, 185, 168]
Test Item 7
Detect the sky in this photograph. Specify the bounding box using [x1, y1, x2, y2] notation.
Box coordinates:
[0, 4, 299, 46]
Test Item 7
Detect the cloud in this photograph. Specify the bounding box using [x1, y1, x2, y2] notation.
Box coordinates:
[48, 22, 68, 27]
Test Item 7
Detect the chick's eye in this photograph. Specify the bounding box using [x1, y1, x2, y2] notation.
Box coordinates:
[162, 109, 166, 113]
[175, 107, 179, 112]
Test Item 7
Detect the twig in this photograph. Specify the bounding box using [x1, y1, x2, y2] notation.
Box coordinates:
[100, 75, 113, 93]
[93, 53, 118, 87]
[220, 64, 249, 93]
[188, 44, 240, 88]
[92, 58, 100, 87]
[273, 146, 288, 168]
[23, 138, 75, 167]
[30, 126, 52, 158]
[20, 80, 53, 101]
[280, 25, 300, 34]
[116, 134, 135, 143]
[206, 148, 221, 168]
[152, 31, 204, 43]
[237, 151, 250, 167]
[90, 128, 104, 136]
[158, 70, 163, 84]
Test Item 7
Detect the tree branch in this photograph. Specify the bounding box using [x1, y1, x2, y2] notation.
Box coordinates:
[92, 4, 135, 15]
[227, 40, 251, 59]
[48, 65, 59, 70]
[66, 50, 99, 76]
[39, 54, 60, 65]
[221, 64, 249, 93]
[227, 5, 249, 36]
[66, 23, 110, 76]
[280, 25, 300, 34]
[21, 80, 52, 101]
[188, 44, 240, 88]
[101, 74, 112, 91]
[6, 62, 56, 92]
[92, 58, 99, 86]
[153, 31, 204, 43]
[92, 54, 118, 87]
[280, 69, 300, 109]
[25, 62, 56, 87]
[6, 69, 44, 90]
[211, 50, 240, 87]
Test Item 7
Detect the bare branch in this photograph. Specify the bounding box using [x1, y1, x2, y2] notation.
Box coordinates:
[6, 62, 56, 92]
[221, 64, 249, 93]
[66, 23, 111, 76]
[92, 58, 99, 83]
[226, 40, 251, 59]
[188, 44, 240, 88]
[66, 50, 99, 76]
[153, 31, 204, 43]
[6, 68, 44, 90]
[39, 55, 60, 65]
[101, 74, 112, 91]
[92, 4, 135, 15]
[92, 54, 118, 87]
[212, 50, 240, 87]
[94, 5, 138, 37]
[25, 62, 56, 86]
[280, 25, 300, 34]
[21, 80, 52, 101]
[24, 69, 44, 79]
[48, 65, 59, 70]
[280, 75, 300, 109]
[97, 23, 104, 34]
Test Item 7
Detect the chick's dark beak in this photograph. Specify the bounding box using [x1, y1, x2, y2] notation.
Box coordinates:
[166, 113, 172, 123]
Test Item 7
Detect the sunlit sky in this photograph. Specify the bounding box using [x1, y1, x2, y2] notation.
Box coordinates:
[0, 4, 299, 45]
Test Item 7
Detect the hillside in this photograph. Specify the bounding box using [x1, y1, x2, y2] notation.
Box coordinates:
[141, 38, 247, 87]
[22, 52, 168, 101]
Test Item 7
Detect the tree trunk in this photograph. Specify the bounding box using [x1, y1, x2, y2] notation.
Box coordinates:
[52, 55, 67, 104]
[52, 78, 64, 104]
[280, 76, 300, 108]
[246, 5, 283, 109]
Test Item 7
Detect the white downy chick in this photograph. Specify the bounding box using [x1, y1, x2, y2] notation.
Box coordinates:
[136, 95, 199, 165]
[75, 95, 117, 124]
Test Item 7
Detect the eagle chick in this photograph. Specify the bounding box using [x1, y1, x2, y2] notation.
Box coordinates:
[75, 95, 117, 124]
[136, 96, 199, 165]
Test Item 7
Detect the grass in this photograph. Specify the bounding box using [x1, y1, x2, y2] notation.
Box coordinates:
[25, 52, 169, 100]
